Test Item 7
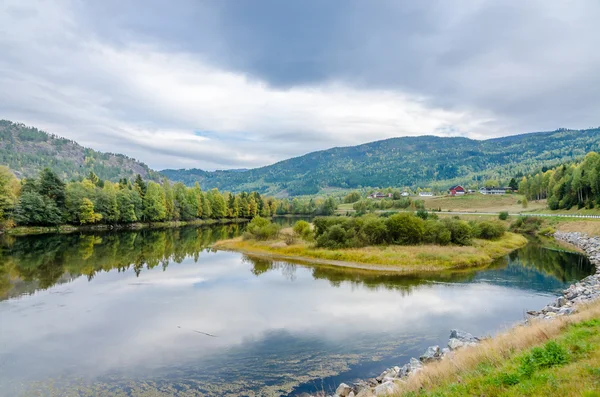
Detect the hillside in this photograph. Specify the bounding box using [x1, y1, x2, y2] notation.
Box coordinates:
[0, 120, 159, 182]
[162, 128, 600, 195]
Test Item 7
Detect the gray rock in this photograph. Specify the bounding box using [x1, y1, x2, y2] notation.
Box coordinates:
[419, 345, 441, 362]
[336, 383, 352, 397]
[374, 381, 397, 396]
[410, 357, 423, 369]
[448, 338, 465, 350]
[556, 296, 567, 307]
[558, 307, 575, 316]
[449, 329, 479, 343]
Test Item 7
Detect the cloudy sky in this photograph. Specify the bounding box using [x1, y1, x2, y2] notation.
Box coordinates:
[1, 1, 599, 170]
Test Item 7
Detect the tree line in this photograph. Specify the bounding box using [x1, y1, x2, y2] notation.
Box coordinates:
[519, 152, 600, 210]
[0, 167, 337, 227]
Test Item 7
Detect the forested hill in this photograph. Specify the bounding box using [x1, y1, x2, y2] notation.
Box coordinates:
[162, 128, 600, 195]
[0, 120, 159, 182]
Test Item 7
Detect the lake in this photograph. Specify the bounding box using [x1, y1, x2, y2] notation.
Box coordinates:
[0, 223, 593, 397]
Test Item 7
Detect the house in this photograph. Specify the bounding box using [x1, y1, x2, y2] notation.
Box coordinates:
[479, 187, 512, 195]
[448, 185, 466, 196]
[419, 192, 433, 197]
[368, 192, 392, 199]
[401, 192, 410, 197]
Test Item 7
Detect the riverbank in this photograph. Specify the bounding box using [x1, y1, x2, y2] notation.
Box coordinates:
[213, 232, 527, 274]
[1, 218, 249, 236]
[315, 230, 600, 397]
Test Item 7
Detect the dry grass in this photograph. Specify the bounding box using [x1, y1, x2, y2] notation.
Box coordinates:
[394, 299, 600, 396]
[213, 233, 527, 273]
[548, 219, 600, 237]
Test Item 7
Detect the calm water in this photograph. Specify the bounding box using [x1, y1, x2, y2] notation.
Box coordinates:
[0, 224, 593, 397]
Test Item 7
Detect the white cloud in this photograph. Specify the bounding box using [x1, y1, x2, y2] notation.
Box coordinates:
[0, 0, 498, 170]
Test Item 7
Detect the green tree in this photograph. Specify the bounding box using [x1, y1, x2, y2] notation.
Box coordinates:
[38, 168, 66, 210]
[14, 191, 63, 226]
[0, 166, 19, 220]
[163, 178, 175, 221]
[344, 191, 361, 203]
[78, 198, 102, 224]
[134, 174, 147, 197]
[485, 179, 500, 188]
[208, 188, 227, 219]
[143, 182, 167, 222]
[117, 189, 138, 223]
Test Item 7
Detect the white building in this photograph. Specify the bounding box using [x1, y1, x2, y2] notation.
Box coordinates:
[479, 187, 512, 195]
[419, 192, 433, 197]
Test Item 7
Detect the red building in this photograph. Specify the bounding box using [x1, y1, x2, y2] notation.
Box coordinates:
[448, 185, 466, 196]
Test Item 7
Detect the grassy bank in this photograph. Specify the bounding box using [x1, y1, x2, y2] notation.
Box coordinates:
[2, 218, 249, 236]
[394, 300, 600, 397]
[213, 232, 527, 273]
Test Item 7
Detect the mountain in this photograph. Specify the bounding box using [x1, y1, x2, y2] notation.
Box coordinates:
[162, 128, 600, 196]
[0, 120, 159, 182]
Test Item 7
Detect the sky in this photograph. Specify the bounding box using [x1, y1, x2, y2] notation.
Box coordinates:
[1, 0, 599, 171]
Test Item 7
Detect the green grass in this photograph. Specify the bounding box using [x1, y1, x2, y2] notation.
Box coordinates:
[398, 317, 600, 397]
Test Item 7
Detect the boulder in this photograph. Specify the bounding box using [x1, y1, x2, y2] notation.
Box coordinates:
[419, 345, 441, 362]
[374, 381, 397, 396]
[448, 338, 465, 350]
[336, 383, 352, 397]
[449, 329, 479, 343]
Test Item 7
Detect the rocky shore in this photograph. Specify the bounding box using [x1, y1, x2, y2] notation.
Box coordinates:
[301, 231, 600, 397]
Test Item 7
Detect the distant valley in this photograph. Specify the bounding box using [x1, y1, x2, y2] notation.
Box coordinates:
[2, 120, 600, 197]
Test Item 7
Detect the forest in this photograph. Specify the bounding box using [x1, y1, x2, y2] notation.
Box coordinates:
[0, 120, 159, 182]
[0, 166, 337, 228]
[519, 152, 600, 210]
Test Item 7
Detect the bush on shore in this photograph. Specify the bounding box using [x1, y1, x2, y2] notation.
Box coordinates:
[312, 214, 505, 249]
[510, 216, 543, 235]
[243, 216, 280, 240]
[292, 220, 314, 241]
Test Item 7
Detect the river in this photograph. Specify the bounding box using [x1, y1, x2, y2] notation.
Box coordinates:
[0, 222, 593, 396]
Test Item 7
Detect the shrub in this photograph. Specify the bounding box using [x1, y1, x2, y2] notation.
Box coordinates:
[316, 224, 350, 249]
[510, 216, 543, 235]
[243, 216, 280, 240]
[538, 226, 556, 236]
[442, 218, 473, 245]
[359, 216, 388, 245]
[415, 209, 429, 220]
[423, 220, 451, 245]
[385, 213, 425, 245]
[292, 220, 314, 241]
[499, 211, 509, 220]
[475, 221, 506, 239]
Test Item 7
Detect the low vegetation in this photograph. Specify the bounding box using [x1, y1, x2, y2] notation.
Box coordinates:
[509, 216, 544, 235]
[313, 214, 506, 249]
[215, 214, 526, 273]
[395, 300, 600, 397]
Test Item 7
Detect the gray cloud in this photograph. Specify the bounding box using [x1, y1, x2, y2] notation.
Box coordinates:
[1, 0, 599, 170]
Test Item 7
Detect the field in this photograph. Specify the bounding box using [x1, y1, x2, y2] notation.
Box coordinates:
[338, 194, 547, 214]
[394, 300, 600, 397]
[421, 194, 546, 213]
[213, 232, 527, 274]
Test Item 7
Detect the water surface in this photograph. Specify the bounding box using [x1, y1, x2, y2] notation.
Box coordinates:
[0, 226, 593, 396]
